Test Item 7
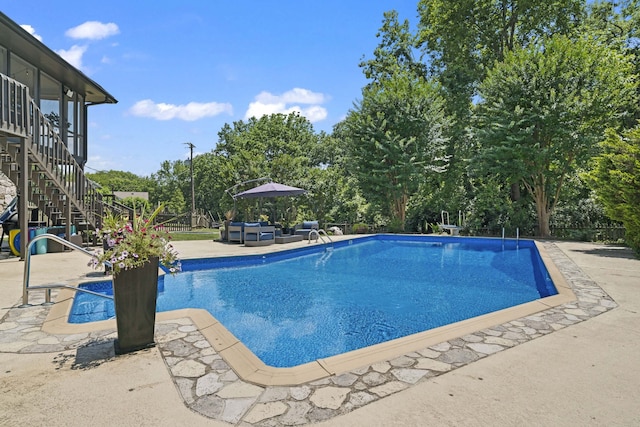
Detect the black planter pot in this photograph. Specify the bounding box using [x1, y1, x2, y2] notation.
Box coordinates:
[112, 257, 159, 354]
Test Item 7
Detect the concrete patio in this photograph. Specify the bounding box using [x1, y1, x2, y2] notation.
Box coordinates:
[0, 238, 638, 426]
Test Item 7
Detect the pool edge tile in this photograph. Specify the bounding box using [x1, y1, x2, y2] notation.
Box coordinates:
[42, 287, 116, 334]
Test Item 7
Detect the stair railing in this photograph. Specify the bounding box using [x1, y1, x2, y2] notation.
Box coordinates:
[1, 72, 108, 230]
[0, 73, 30, 137]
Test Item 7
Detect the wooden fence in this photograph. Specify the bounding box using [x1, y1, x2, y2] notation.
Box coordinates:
[154, 210, 220, 232]
[465, 226, 625, 242]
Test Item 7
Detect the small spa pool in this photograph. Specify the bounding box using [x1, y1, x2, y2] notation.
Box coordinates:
[70, 235, 557, 368]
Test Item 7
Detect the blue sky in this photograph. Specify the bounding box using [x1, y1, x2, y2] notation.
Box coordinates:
[2, 1, 421, 176]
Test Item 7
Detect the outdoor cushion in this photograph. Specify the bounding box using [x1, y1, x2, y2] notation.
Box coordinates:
[245, 232, 274, 241]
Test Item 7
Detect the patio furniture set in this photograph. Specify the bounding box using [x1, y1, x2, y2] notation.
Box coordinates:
[227, 221, 319, 247]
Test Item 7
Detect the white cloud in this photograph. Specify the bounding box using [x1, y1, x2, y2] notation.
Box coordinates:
[56, 45, 88, 69]
[65, 21, 120, 40]
[245, 88, 329, 123]
[20, 24, 43, 41]
[86, 155, 117, 172]
[255, 88, 327, 105]
[129, 99, 233, 121]
[302, 105, 329, 122]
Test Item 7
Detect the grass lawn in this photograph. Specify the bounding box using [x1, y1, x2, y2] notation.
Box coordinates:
[170, 228, 220, 241]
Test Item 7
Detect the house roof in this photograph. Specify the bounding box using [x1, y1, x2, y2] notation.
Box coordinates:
[0, 11, 117, 105]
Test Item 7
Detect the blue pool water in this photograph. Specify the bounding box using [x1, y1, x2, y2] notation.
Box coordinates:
[70, 235, 557, 367]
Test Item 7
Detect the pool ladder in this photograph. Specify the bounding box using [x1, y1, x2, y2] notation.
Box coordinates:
[308, 229, 333, 248]
[20, 233, 114, 307]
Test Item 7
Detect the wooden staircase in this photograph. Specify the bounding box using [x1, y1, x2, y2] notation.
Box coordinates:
[1, 73, 119, 254]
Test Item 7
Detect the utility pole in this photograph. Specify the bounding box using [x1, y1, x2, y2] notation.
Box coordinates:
[184, 142, 196, 227]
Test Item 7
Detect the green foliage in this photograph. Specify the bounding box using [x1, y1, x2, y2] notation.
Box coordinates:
[344, 12, 452, 227]
[150, 161, 188, 213]
[585, 127, 640, 254]
[417, 2, 585, 143]
[387, 217, 405, 233]
[352, 222, 369, 234]
[418, 0, 583, 97]
[343, 73, 450, 226]
[417, 0, 587, 232]
[582, 0, 640, 126]
[338, 11, 452, 229]
[465, 176, 536, 236]
[359, 10, 427, 86]
[201, 112, 346, 223]
[119, 196, 151, 214]
[428, 223, 440, 234]
[473, 35, 637, 236]
[87, 170, 153, 195]
[550, 175, 612, 228]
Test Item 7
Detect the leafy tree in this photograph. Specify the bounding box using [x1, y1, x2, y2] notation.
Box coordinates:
[550, 174, 612, 229]
[210, 113, 333, 223]
[473, 35, 637, 237]
[417, 0, 585, 208]
[149, 161, 188, 213]
[359, 10, 427, 87]
[343, 72, 450, 226]
[582, 0, 640, 127]
[327, 122, 370, 224]
[418, 0, 583, 107]
[87, 170, 153, 194]
[343, 11, 450, 228]
[585, 127, 640, 254]
[191, 151, 229, 221]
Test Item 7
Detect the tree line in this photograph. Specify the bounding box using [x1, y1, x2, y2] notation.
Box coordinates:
[88, 0, 640, 253]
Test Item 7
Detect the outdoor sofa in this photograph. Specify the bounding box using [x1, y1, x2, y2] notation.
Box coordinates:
[244, 222, 275, 247]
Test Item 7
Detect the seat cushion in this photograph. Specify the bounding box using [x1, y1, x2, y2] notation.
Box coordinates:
[245, 232, 274, 241]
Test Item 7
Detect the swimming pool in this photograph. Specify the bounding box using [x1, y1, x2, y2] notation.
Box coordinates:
[69, 235, 557, 368]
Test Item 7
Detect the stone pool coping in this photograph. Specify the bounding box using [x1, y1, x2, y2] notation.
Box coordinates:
[43, 240, 576, 387]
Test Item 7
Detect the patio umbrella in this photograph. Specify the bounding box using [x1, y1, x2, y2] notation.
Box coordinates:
[232, 181, 307, 230]
[233, 181, 307, 199]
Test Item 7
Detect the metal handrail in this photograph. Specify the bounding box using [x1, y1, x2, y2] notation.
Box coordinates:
[308, 229, 333, 247]
[21, 233, 111, 306]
